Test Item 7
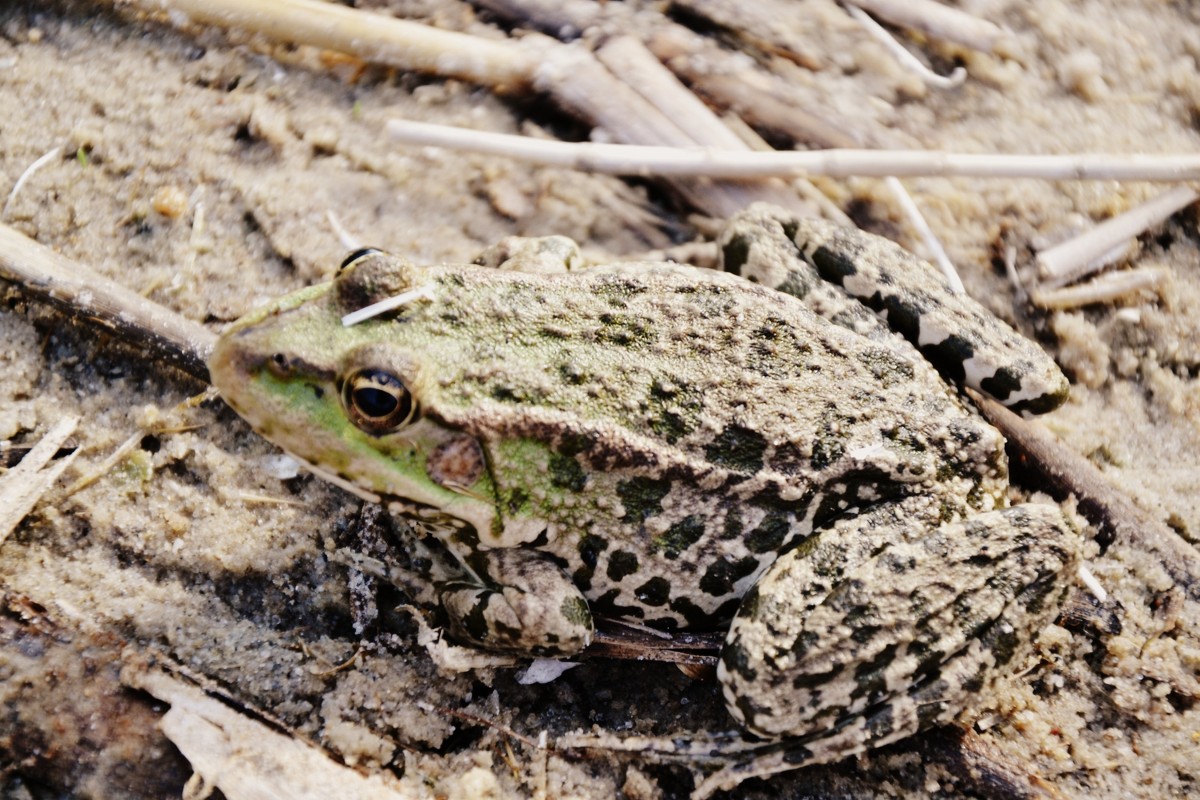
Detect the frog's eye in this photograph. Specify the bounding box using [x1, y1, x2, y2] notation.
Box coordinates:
[341, 369, 419, 433]
[338, 248, 385, 274]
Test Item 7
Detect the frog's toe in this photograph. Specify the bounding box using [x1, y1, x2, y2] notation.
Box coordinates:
[472, 235, 584, 274]
[718, 505, 1081, 748]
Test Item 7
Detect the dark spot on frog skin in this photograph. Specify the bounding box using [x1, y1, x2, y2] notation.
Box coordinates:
[670, 594, 733, 628]
[590, 589, 646, 620]
[645, 377, 700, 444]
[606, 550, 639, 581]
[505, 487, 530, 515]
[915, 683, 952, 728]
[773, 271, 815, 302]
[548, 452, 587, 491]
[808, 242, 859, 286]
[865, 702, 896, 740]
[769, 441, 810, 475]
[721, 233, 753, 275]
[919, 333, 976, 386]
[652, 515, 706, 559]
[809, 434, 845, 471]
[1009, 383, 1070, 415]
[577, 533, 608, 570]
[746, 512, 791, 554]
[721, 506, 744, 540]
[704, 424, 768, 473]
[596, 311, 656, 347]
[700, 555, 762, 597]
[616, 476, 672, 523]
[781, 744, 818, 766]
[557, 360, 587, 384]
[634, 576, 671, 606]
[555, 429, 597, 458]
[721, 645, 761, 697]
[785, 630, 821, 664]
[978, 365, 1025, 403]
[852, 642, 900, 702]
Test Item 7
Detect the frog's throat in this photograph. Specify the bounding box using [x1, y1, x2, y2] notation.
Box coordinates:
[281, 442, 504, 549]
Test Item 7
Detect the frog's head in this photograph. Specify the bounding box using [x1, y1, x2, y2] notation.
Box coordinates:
[209, 249, 500, 539]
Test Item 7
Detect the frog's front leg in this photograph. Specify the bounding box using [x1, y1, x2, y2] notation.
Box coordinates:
[438, 548, 594, 657]
[719, 204, 1069, 415]
[719, 503, 1080, 751]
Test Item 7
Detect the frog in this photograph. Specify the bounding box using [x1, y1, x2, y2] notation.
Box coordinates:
[207, 203, 1081, 782]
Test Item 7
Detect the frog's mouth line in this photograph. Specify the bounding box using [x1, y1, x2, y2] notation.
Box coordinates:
[280, 448, 382, 504]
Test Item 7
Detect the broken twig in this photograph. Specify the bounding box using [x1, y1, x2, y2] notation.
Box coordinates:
[0, 223, 215, 381]
[0, 416, 80, 546]
[1035, 185, 1198, 287]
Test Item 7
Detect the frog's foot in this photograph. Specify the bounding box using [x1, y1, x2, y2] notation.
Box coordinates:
[472, 235, 584, 274]
[719, 205, 1070, 414]
[719, 504, 1081, 749]
[439, 548, 595, 657]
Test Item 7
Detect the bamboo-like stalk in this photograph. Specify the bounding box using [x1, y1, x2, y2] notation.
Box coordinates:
[132, 0, 540, 89]
[387, 120, 1200, 181]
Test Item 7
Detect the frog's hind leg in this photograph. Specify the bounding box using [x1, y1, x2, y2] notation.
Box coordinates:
[718, 503, 1080, 759]
[438, 548, 595, 657]
[719, 205, 1069, 414]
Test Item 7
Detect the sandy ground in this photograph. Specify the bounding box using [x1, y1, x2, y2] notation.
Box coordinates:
[1, 1, 1198, 798]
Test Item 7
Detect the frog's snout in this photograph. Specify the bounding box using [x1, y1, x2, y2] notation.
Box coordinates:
[207, 331, 262, 412]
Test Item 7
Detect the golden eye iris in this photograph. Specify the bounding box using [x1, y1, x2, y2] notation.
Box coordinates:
[341, 369, 418, 433]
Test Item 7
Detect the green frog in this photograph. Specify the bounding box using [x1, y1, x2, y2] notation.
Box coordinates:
[208, 204, 1080, 776]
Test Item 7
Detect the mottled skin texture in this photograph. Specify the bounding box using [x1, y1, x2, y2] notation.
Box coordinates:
[208, 205, 1081, 773]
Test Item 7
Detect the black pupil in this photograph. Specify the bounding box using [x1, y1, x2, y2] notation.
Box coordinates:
[354, 386, 399, 418]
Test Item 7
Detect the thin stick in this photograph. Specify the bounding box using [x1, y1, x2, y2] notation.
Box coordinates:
[0, 223, 215, 381]
[389, 119, 1200, 181]
[885, 177, 963, 292]
[847, 0, 1012, 55]
[128, 0, 538, 90]
[1035, 185, 1198, 286]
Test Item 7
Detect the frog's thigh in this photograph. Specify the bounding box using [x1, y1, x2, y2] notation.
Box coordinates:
[719, 504, 1080, 748]
[720, 204, 1069, 414]
[439, 548, 594, 656]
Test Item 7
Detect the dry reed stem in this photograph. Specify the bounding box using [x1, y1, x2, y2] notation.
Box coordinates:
[132, 0, 539, 89]
[1035, 185, 1198, 287]
[387, 120, 1200, 181]
[1030, 267, 1168, 309]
